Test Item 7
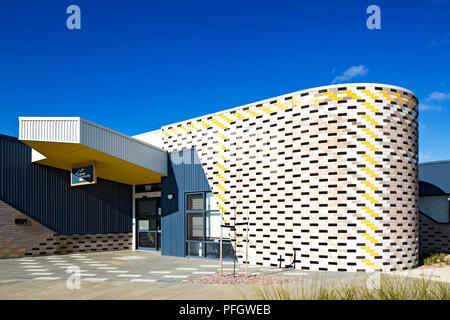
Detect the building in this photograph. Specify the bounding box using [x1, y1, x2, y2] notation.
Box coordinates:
[0, 83, 426, 272]
[418, 160, 450, 254]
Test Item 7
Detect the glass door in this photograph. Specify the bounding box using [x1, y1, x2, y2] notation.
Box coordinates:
[136, 197, 161, 251]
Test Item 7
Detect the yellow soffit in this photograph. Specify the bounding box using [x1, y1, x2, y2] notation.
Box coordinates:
[22, 140, 164, 185]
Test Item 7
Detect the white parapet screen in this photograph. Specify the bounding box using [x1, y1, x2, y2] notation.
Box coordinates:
[133, 130, 164, 149]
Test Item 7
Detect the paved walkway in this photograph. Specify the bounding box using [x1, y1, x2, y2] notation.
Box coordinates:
[0, 250, 308, 284]
[0, 250, 308, 299]
[2, 250, 448, 299]
[0, 279, 253, 300]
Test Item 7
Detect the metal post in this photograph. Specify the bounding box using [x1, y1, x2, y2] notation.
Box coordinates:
[233, 224, 237, 277]
[219, 216, 223, 276]
[245, 219, 249, 274]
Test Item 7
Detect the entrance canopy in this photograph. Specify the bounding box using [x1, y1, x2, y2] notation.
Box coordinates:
[19, 117, 167, 185]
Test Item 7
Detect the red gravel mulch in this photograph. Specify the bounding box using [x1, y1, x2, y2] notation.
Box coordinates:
[186, 272, 304, 285]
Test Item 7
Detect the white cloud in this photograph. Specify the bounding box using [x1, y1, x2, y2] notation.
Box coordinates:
[331, 65, 369, 84]
[426, 91, 450, 102]
[419, 103, 442, 111]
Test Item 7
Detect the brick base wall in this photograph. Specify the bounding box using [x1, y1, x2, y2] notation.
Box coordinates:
[0, 200, 132, 259]
[419, 213, 450, 255]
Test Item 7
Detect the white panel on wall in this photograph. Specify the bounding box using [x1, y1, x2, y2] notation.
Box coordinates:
[133, 130, 164, 149]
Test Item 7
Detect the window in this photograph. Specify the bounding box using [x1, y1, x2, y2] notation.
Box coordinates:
[185, 191, 234, 259]
[187, 213, 203, 240]
[206, 192, 219, 211]
[205, 211, 221, 241]
[186, 193, 204, 211]
[187, 242, 202, 257]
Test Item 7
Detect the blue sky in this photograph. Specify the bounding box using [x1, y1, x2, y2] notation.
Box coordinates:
[0, 0, 449, 162]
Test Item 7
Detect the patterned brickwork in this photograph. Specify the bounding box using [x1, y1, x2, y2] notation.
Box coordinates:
[0, 200, 132, 259]
[419, 213, 450, 255]
[162, 84, 419, 272]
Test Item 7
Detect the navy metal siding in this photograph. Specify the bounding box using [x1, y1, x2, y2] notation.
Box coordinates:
[419, 180, 447, 196]
[161, 149, 210, 257]
[419, 161, 450, 194]
[0, 134, 132, 234]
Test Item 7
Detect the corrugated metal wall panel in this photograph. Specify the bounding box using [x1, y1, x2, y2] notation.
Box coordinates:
[419, 180, 446, 196]
[0, 134, 132, 234]
[80, 119, 168, 175]
[161, 149, 210, 257]
[418, 195, 450, 223]
[419, 161, 450, 194]
[19, 117, 167, 176]
[19, 118, 80, 143]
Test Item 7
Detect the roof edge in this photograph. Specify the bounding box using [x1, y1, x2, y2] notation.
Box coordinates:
[18, 117, 167, 153]
[419, 159, 450, 166]
[161, 83, 418, 129]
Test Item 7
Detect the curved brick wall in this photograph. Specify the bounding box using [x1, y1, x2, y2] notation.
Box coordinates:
[162, 83, 419, 272]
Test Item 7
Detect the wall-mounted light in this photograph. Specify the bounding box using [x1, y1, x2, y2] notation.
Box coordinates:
[167, 193, 174, 200]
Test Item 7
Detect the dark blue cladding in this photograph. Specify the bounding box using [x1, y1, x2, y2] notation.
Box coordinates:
[0, 134, 132, 234]
[161, 149, 210, 257]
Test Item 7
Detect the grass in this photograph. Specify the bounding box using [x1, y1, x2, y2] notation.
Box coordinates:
[241, 272, 450, 300]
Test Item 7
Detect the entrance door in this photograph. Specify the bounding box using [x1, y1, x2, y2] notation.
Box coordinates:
[136, 197, 161, 250]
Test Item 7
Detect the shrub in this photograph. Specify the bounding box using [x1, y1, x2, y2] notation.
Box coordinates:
[422, 253, 449, 266]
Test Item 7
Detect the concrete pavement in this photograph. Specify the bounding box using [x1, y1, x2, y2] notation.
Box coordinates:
[1, 250, 448, 299]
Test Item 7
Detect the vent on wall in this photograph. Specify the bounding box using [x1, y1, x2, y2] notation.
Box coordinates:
[14, 219, 28, 225]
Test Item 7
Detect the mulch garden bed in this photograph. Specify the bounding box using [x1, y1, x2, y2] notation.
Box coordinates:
[186, 272, 304, 285]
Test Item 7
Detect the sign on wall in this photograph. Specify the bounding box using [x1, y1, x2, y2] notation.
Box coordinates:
[71, 162, 97, 186]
